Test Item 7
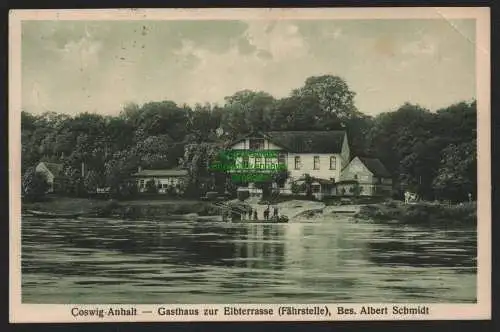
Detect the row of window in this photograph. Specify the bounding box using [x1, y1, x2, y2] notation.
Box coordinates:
[138, 179, 179, 188]
[239, 155, 338, 171]
[240, 154, 287, 167]
[295, 156, 337, 171]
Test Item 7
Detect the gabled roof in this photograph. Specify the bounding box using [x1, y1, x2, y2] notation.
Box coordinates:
[39, 162, 63, 177]
[228, 130, 347, 154]
[357, 157, 391, 178]
[131, 169, 189, 177]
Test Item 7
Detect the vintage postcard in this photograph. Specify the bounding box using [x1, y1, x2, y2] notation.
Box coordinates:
[9, 8, 490, 323]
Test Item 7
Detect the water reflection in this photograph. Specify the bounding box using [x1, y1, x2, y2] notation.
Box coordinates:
[366, 227, 477, 269]
[21, 216, 477, 303]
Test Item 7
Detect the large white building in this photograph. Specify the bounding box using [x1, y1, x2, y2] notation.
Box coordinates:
[226, 131, 350, 197]
[226, 130, 392, 198]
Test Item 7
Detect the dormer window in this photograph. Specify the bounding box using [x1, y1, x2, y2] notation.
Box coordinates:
[249, 139, 265, 150]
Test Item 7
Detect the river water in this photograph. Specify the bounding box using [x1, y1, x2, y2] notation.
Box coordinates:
[21, 214, 476, 304]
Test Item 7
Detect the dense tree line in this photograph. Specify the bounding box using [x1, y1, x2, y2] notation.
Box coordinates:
[21, 75, 476, 202]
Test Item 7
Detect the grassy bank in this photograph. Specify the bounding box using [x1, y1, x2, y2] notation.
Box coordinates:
[354, 200, 477, 226]
[22, 196, 219, 219]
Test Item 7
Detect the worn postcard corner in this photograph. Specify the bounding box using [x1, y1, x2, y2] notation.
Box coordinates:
[9, 7, 490, 323]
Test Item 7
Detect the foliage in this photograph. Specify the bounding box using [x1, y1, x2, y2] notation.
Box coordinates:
[291, 181, 301, 195]
[22, 168, 50, 201]
[303, 174, 313, 198]
[21, 75, 476, 203]
[272, 169, 290, 189]
[367, 101, 476, 201]
[356, 201, 476, 226]
[83, 170, 102, 194]
[433, 141, 476, 202]
[350, 182, 363, 197]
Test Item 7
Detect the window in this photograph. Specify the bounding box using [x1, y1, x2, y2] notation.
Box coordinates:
[294, 156, 301, 170]
[330, 156, 337, 170]
[314, 156, 320, 170]
[354, 174, 358, 180]
[242, 155, 249, 168]
[279, 182, 285, 189]
[255, 156, 262, 168]
[312, 184, 321, 193]
[265, 157, 272, 169]
[139, 180, 145, 188]
[249, 139, 265, 150]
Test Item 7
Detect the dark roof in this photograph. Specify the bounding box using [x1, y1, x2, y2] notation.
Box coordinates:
[131, 169, 189, 177]
[228, 131, 346, 153]
[40, 162, 63, 177]
[357, 157, 391, 178]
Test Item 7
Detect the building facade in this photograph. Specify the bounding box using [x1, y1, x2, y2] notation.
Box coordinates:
[35, 162, 63, 193]
[226, 131, 351, 198]
[131, 168, 189, 194]
[337, 156, 393, 196]
[226, 131, 392, 198]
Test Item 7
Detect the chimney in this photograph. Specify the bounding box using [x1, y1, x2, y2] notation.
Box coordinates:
[138, 166, 142, 172]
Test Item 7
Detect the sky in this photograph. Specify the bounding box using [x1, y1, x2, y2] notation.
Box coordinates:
[21, 18, 476, 116]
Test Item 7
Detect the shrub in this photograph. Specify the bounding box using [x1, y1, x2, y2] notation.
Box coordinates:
[291, 182, 301, 194]
[356, 201, 476, 226]
[22, 169, 50, 201]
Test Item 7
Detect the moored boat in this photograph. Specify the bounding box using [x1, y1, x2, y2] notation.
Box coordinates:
[25, 210, 82, 219]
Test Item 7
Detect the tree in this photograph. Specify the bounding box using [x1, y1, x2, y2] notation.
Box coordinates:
[22, 168, 50, 201]
[83, 170, 101, 194]
[272, 169, 290, 195]
[433, 141, 476, 202]
[135, 135, 175, 169]
[303, 174, 313, 198]
[222, 90, 276, 136]
[180, 142, 222, 197]
[59, 164, 83, 196]
[291, 75, 362, 120]
[136, 101, 189, 140]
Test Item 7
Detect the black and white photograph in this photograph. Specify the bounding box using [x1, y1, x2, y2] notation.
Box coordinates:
[9, 8, 490, 322]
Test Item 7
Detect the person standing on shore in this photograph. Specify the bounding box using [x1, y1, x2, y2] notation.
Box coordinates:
[273, 206, 279, 218]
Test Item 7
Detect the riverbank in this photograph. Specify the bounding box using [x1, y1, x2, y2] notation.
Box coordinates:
[354, 200, 476, 226]
[22, 196, 220, 219]
[23, 196, 339, 221]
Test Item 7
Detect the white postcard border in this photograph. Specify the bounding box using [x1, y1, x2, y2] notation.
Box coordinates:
[9, 7, 491, 323]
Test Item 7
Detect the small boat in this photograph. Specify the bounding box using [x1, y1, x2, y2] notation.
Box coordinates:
[25, 210, 82, 219]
